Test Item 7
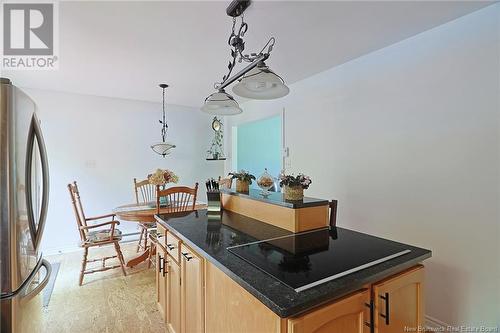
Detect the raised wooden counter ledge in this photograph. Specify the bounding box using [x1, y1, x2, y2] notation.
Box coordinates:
[221, 189, 329, 232]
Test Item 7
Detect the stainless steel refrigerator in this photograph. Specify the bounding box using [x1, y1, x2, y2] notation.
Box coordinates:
[1, 77, 51, 333]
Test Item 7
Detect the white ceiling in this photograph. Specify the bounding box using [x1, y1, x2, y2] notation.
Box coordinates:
[4, 1, 493, 108]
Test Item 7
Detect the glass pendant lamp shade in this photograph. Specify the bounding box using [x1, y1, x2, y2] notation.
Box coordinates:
[201, 89, 243, 115]
[151, 142, 176, 157]
[232, 62, 289, 100]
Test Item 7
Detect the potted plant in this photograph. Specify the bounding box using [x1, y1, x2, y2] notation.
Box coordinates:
[148, 168, 179, 187]
[148, 168, 179, 205]
[279, 173, 312, 201]
[228, 170, 255, 193]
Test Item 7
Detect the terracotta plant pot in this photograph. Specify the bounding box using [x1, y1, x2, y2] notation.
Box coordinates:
[284, 185, 304, 200]
[236, 180, 250, 193]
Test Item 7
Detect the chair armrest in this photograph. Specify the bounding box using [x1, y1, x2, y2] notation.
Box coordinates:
[80, 220, 119, 230]
[85, 213, 115, 222]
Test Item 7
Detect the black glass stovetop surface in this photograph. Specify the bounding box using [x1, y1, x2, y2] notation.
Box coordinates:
[228, 227, 411, 292]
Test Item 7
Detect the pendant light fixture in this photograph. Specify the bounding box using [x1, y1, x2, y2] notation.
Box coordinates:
[201, 89, 242, 115]
[151, 84, 176, 157]
[201, 0, 289, 115]
[232, 62, 289, 100]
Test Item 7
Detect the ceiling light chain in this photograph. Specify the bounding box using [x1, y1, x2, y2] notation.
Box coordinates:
[160, 85, 168, 142]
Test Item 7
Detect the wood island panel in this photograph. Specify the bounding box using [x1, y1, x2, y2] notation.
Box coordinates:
[221, 194, 328, 233]
[204, 261, 283, 333]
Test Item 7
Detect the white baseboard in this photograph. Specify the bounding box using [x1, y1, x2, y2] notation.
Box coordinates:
[426, 315, 450, 329]
[42, 234, 140, 256]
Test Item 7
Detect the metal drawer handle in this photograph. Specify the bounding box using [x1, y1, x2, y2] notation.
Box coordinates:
[166, 243, 175, 250]
[181, 252, 193, 261]
[162, 257, 168, 277]
[380, 292, 390, 325]
[158, 255, 163, 272]
[158, 255, 168, 276]
[364, 300, 374, 333]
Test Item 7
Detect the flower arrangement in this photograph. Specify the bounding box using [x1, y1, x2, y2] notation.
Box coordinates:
[279, 173, 312, 189]
[228, 170, 256, 184]
[148, 168, 179, 186]
[228, 170, 255, 192]
[279, 173, 312, 200]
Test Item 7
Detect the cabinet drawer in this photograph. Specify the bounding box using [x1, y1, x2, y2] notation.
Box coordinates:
[157, 224, 167, 248]
[166, 231, 181, 263]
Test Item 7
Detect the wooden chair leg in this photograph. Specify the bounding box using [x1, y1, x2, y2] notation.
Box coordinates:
[114, 242, 127, 277]
[147, 242, 156, 269]
[143, 229, 148, 250]
[137, 228, 144, 252]
[79, 247, 88, 286]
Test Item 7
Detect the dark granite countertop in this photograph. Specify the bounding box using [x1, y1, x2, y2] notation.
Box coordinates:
[221, 188, 329, 209]
[155, 210, 431, 318]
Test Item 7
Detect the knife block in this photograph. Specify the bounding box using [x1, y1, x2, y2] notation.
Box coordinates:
[206, 191, 222, 213]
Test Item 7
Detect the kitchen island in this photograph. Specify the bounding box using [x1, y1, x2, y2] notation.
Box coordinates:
[154, 208, 431, 333]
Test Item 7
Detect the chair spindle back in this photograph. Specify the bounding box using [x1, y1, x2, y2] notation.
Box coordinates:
[134, 178, 157, 204]
[156, 183, 199, 214]
[68, 181, 88, 241]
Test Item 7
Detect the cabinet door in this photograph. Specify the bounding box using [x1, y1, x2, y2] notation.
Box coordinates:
[156, 244, 168, 321]
[373, 265, 424, 333]
[167, 255, 182, 333]
[180, 244, 204, 333]
[288, 289, 371, 333]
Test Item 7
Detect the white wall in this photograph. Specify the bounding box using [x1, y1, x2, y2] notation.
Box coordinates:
[24, 89, 223, 254]
[225, 4, 499, 326]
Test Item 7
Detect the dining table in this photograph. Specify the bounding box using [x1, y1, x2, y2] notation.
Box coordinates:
[113, 201, 207, 267]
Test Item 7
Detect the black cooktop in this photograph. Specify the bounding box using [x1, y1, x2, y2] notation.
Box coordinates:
[228, 227, 411, 292]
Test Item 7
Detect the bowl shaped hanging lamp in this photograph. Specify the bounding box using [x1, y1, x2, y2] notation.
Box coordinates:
[201, 89, 243, 115]
[232, 62, 289, 100]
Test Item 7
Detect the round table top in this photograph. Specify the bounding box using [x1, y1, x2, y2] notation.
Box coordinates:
[113, 201, 207, 222]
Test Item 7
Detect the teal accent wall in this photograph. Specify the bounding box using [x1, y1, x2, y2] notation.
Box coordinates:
[236, 115, 282, 189]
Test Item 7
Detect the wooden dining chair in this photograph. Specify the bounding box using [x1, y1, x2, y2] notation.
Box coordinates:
[147, 183, 199, 268]
[68, 181, 127, 286]
[155, 183, 199, 214]
[133, 178, 157, 252]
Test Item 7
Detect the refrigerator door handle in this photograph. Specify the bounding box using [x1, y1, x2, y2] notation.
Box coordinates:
[0, 257, 46, 300]
[21, 259, 52, 303]
[25, 113, 49, 252]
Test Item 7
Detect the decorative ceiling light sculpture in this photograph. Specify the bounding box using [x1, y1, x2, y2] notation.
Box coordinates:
[201, 0, 289, 115]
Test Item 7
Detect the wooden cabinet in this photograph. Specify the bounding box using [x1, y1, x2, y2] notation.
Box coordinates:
[288, 289, 371, 333]
[373, 265, 424, 333]
[180, 244, 204, 333]
[156, 243, 168, 321]
[167, 255, 182, 333]
[157, 235, 205, 333]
